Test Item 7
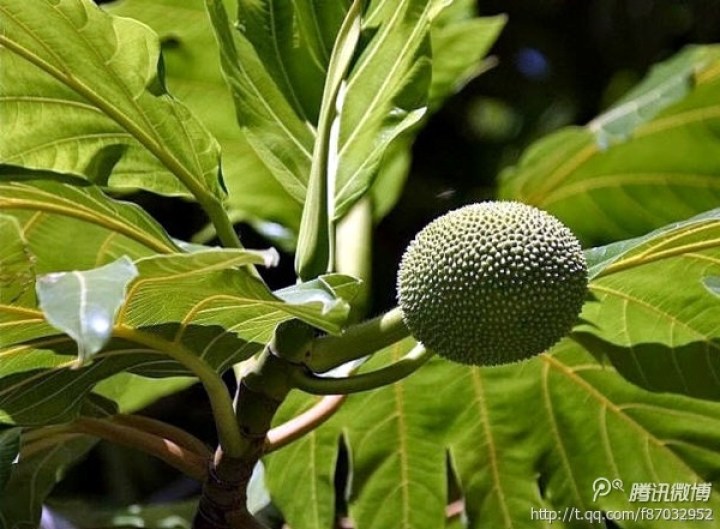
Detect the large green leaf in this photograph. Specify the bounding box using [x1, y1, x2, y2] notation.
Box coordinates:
[205, 0, 316, 207]
[266, 340, 720, 529]
[500, 45, 720, 246]
[427, 3, 505, 111]
[104, 0, 303, 236]
[573, 209, 720, 400]
[0, 260, 357, 426]
[119, 252, 358, 340]
[0, 173, 360, 426]
[0, 0, 226, 207]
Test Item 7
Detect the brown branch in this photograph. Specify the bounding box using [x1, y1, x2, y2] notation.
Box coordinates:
[264, 394, 346, 453]
[73, 417, 208, 481]
[112, 413, 210, 458]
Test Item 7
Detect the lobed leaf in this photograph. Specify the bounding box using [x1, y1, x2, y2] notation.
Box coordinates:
[104, 0, 304, 239]
[266, 340, 720, 529]
[575, 209, 720, 399]
[0, 0, 225, 205]
[0, 170, 360, 426]
[500, 45, 720, 246]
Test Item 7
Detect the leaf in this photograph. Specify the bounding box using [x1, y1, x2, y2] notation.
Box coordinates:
[0, 0, 227, 208]
[205, 0, 316, 205]
[0, 248, 358, 425]
[331, 0, 432, 219]
[266, 340, 720, 529]
[104, 0, 303, 235]
[428, 5, 505, 111]
[0, 174, 181, 272]
[0, 434, 96, 529]
[0, 215, 35, 306]
[573, 209, 720, 399]
[206, 0, 503, 231]
[36, 257, 139, 365]
[705, 276, 720, 297]
[0, 428, 21, 493]
[92, 373, 195, 415]
[295, 0, 363, 280]
[121, 253, 358, 339]
[0, 173, 356, 427]
[500, 45, 720, 246]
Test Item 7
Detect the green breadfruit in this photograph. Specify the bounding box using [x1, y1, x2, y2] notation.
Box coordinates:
[396, 201, 588, 366]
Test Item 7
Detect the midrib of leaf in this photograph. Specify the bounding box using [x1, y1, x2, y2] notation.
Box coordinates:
[8, 133, 133, 159]
[526, 98, 720, 205]
[635, 105, 720, 137]
[588, 283, 720, 386]
[336, 0, 430, 196]
[598, 406, 621, 478]
[309, 434, 320, 528]
[540, 359, 585, 508]
[393, 376, 411, 529]
[542, 172, 720, 207]
[595, 224, 720, 277]
[0, 194, 175, 254]
[0, 304, 44, 320]
[469, 367, 512, 528]
[0, 11, 215, 206]
[0, 95, 105, 113]
[543, 354, 707, 482]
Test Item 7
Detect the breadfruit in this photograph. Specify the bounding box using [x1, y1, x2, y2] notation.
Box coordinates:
[396, 201, 587, 366]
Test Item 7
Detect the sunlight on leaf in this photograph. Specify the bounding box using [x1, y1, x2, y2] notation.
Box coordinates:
[0, 0, 225, 204]
[703, 276, 720, 298]
[576, 209, 720, 399]
[36, 257, 139, 365]
[0, 215, 35, 307]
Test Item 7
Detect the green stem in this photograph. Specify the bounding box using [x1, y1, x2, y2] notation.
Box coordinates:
[113, 326, 246, 457]
[295, 0, 363, 280]
[308, 306, 410, 372]
[292, 343, 432, 395]
[202, 198, 242, 249]
[336, 196, 373, 320]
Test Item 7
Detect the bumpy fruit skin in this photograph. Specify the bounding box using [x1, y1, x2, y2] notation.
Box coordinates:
[397, 201, 587, 366]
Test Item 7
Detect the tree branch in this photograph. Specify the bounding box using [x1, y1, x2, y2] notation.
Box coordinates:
[265, 394, 347, 453]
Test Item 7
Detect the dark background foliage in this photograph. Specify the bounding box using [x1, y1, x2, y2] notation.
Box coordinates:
[56, 0, 720, 509]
